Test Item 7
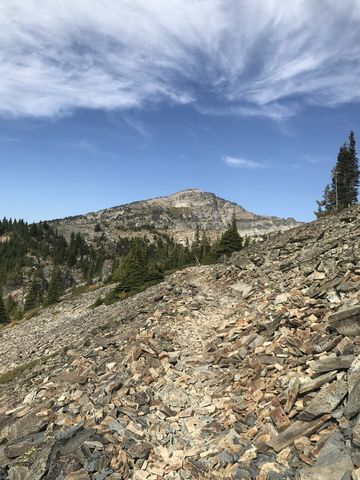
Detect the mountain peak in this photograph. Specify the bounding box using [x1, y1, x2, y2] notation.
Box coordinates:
[53, 190, 300, 244]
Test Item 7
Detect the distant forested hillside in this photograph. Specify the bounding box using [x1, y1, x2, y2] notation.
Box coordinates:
[1, 217, 244, 321]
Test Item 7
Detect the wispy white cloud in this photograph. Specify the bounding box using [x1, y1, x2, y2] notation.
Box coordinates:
[1, 0, 360, 120]
[122, 113, 151, 138]
[223, 155, 262, 169]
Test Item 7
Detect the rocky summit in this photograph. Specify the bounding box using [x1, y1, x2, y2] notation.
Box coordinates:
[1, 207, 360, 480]
[52, 189, 300, 244]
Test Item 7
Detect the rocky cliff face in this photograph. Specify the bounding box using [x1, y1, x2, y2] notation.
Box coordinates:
[53, 189, 300, 244]
[1, 207, 360, 479]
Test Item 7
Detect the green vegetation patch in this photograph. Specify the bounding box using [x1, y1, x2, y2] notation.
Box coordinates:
[0, 358, 42, 384]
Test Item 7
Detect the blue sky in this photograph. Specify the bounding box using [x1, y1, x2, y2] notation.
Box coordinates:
[1, 0, 360, 223]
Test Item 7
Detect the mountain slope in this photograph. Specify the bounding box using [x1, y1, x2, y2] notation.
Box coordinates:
[1, 207, 359, 479]
[53, 189, 300, 244]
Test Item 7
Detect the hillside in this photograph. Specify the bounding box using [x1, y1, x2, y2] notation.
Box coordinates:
[0, 191, 299, 315]
[0, 207, 359, 479]
[52, 189, 300, 245]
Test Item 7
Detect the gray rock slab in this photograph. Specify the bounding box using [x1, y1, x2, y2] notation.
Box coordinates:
[8, 466, 29, 480]
[329, 306, 360, 337]
[301, 379, 347, 419]
[353, 416, 360, 447]
[7, 412, 47, 442]
[158, 384, 190, 409]
[299, 371, 338, 394]
[310, 356, 354, 374]
[297, 432, 353, 480]
[267, 415, 330, 453]
[5, 432, 46, 458]
[345, 378, 360, 418]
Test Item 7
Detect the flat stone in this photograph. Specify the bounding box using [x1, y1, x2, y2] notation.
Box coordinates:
[270, 401, 291, 431]
[7, 466, 29, 480]
[7, 411, 47, 442]
[345, 378, 360, 418]
[329, 306, 360, 337]
[5, 432, 45, 458]
[309, 355, 354, 374]
[274, 293, 291, 305]
[128, 442, 153, 459]
[284, 377, 300, 413]
[353, 416, 360, 447]
[267, 415, 331, 453]
[298, 432, 353, 480]
[352, 468, 360, 480]
[307, 271, 326, 281]
[158, 384, 190, 409]
[64, 471, 91, 480]
[301, 379, 347, 419]
[25, 443, 56, 480]
[299, 371, 337, 394]
[230, 282, 252, 297]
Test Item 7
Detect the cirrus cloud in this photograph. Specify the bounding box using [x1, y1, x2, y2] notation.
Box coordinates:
[0, 0, 360, 120]
[223, 156, 263, 169]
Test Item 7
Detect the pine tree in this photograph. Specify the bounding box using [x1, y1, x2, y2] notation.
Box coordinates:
[67, 232, 77, 267]
[215, 214, 243, 258]
[316, 131, 359, 215]
[316, 183, 336, 217]
[24, 278, 43, 311]
[114, 246, 147, 295]
[5, 295, 22, 321]
[0, 294, 8, 324]
[45, 267, 64, 305]
[348, 131, 360, 205]
[333, 145, 354, 209]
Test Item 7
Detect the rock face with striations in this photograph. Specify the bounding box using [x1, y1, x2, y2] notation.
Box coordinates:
[52, 189, 300, 244]
[1, 206, 360, 479]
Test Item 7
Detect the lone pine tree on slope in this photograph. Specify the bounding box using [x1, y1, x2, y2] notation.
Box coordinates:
[45, 267, 65, 306]
[215, 213, 243, 257]
[316, 131, 359, 216]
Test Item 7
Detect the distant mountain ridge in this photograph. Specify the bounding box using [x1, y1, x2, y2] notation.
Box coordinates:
[53, 189, 301, 244]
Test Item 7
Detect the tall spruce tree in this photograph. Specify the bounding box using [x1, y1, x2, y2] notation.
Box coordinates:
[332, 145, 354, 209]
[45, 267, 64, 305]
[24, 278, 43, 311]
[316, 131, 359, 216]
[348, 131, 360, 205]
[0, 294, 8, 324]
[316, 183, 336, 216]
[215, 214, 243, 258]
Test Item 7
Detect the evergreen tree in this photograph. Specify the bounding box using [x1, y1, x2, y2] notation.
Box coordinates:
[24, 278, 43, 311]
[67, 232, 77, 267]
[215, 214, 243, 258]
[5, 295, 22, 321]
[316, 183, 336, 217]
[199, 232, 212, 261]
[114, 245, 147, 295]
[348, 131, 360, 205]
[316, 131, 359, 215]
[243, 235, 251, 248]
[333, 145, 354, 209]
[45, 267, 64, 305]
[0, 294, 8, 324]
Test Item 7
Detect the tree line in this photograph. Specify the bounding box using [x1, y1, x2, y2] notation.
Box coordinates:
[0, 220, 106, 323]
[0, 215, 247, 322]
[96, 216, 246, 305]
